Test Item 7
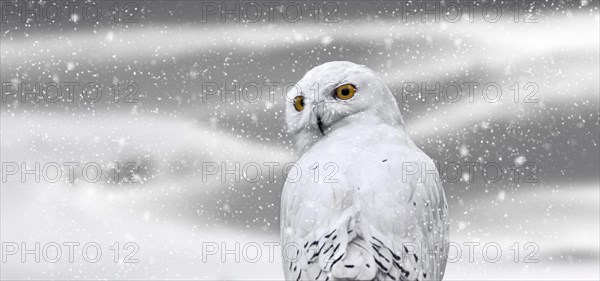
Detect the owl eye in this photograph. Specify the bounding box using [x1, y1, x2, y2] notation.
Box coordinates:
[293, 96, 304, 111]
[335, 84, 356, 100]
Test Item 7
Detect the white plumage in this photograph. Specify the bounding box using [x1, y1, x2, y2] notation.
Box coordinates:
[281, 61, 449, 281]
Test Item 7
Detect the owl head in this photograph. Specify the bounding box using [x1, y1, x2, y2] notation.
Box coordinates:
[286, 61, 404, 153]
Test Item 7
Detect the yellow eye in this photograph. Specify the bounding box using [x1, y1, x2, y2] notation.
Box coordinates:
[293, 96, 304, 111]
[335, 84, 356, 100]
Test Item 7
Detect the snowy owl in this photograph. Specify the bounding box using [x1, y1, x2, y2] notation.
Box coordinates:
[281, 61, 449, 281]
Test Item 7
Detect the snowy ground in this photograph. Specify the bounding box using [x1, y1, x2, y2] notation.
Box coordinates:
[1, 2, 599, 280]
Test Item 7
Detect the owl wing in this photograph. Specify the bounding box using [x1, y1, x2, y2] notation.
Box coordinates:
[346, 142, 450, 280]
[281, 141, 449, 281]
[280, 157, 358, 280]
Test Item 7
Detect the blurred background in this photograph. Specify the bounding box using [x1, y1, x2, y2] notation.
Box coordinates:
[1, 0, 598, 279]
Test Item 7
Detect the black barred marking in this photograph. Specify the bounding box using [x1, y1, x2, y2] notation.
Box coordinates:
[388, 248, 401, 260]
[371, 245, 390, 263]
[332, 244, 340, 255]
[372, 236, 385, 245]
[317, 241, 328, 254]
[382, 159, 388, 162]
[330, 253, 344, 269]
[311, 251, 319, 260]
[392, 260, 411, 277]
[373, 258, 388, 271]
[371, 236, 418, 278]
[292, 233, 422, 280]
[323, 244, 334, 255]
[400, 264, 410, 277]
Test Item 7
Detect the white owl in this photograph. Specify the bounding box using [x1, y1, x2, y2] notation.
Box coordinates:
[281, 61, 449, 281]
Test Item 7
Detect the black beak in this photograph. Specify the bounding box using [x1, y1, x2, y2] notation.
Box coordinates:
[316, 116, 325, 135]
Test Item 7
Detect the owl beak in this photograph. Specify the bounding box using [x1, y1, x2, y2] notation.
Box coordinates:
[313, 101, 326, 135]
[316, 116, 325, 135]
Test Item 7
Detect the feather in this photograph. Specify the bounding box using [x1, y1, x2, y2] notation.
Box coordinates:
[282, 62, 448, 281]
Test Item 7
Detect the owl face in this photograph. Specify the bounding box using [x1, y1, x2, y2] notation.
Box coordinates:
[286, 61, 403, 153]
